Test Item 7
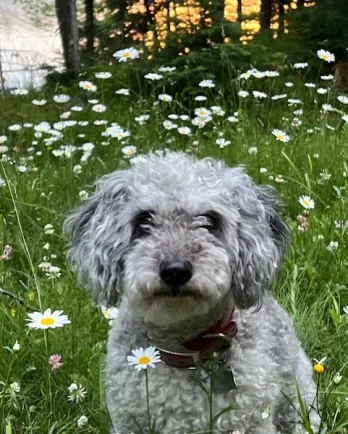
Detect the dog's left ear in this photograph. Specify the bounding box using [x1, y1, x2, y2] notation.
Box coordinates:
[64, 170, 130, 307]
[225, 168, 290, 310]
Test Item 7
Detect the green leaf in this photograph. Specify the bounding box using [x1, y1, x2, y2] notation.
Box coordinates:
[88, 351, 107, 411]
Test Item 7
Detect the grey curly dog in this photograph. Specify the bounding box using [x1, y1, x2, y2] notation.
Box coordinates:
[64, 152, 320, 434]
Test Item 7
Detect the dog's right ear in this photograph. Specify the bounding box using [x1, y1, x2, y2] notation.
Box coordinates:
[63, 171, 129, 307]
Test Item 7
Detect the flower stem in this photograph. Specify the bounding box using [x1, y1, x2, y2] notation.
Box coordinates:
[209, 365, 214, 433]
[44, 329, 52, 429]
[145, 369, 152, 434]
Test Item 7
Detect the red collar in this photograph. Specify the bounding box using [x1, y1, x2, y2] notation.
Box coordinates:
[156, 307, 237, 369]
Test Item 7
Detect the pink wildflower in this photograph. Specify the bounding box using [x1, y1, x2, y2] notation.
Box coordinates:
[48, 354, 63, 370]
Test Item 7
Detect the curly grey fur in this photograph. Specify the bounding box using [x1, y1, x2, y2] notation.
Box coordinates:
[64, 152, 320, 434]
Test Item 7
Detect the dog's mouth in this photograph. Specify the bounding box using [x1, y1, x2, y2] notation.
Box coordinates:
[153, 286, 201, 299]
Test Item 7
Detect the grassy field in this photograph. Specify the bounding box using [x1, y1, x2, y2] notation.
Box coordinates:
[0, 48, 348, 433]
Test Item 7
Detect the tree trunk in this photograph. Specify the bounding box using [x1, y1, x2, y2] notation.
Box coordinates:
[143, 0, 154, 34]
[278, 0, 285, 34]
[85, 0, 94, 52]
[55, 0, 80, 76]
[260, 0, 272, 30]
[297, 0, 305, 6]
[237, 0, 242, 22]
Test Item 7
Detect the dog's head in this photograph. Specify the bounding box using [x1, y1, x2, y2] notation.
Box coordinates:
[64, 152, 289, 325]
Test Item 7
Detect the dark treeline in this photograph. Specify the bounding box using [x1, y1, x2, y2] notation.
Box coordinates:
[54, 0, 348, 86]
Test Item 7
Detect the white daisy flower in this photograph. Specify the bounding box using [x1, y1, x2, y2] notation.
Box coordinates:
[216, 138, 231, 148]
[158, 94, 173, 102]
[321, 74, 334, 80]
[0, 135, 8, 144]
[127, 346, 161, 371]
[163, 120, 177, 130]
[288, 99, 303, 105]
[253, 91, 267, 99]
[95, 72, 112, 79]
[195, 95, 207, 101]
[199, 79, 215, 88]
[53, 94, 71, 103]
[122, 145, 137, 157]
[34, 122, 51, 133]
[26, 308, 71, 329]
[71, 106, 83, 111]
[272, 129, 290, 142]
[342, 114, 348, 123]
[317, 88, 328, 94]
[285, 82, 294, 87]
[92, 104, 107, 113]
[317, 49, 335, 63]
[194, 107, 211, 118]
[144, 73, 163, 80]
[100, 306, 119, 320]
[159, 66, 176, 72]
[135, 114, 150, 124]
[192, 116, 212, 127]
[32, 99, 47, 105]
[178, 126, 191, 135]
[299, 195, 315, 210]
[113, 47, 139, 62]
[16, 165, 27, 173]
[79, 81, 97, 92]
[337, 95, 348, 104]
[115, 88, 130, 95]
[11, 88, 28, 95]
[8, 124, 22, 131]
[211, 106, 225, 116]
[272, 94, 287, 100]
[293, 62, 308, 69]
[238, 90, 249, 98]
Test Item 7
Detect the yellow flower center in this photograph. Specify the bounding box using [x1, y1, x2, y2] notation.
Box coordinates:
[314, 363, 325, 373]
[40, 317, 55, 326]
[123, 52, 131, 58]
[138, 356, 151, 365]
[303, 200, 310, 207]
[277, 134, 284, 140]
[323, 54, 329, 60]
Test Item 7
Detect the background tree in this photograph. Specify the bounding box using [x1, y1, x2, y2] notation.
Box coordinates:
[260, 0, 272, 30]
[85, 0, 94, 52]
[55, 0, 80, 76]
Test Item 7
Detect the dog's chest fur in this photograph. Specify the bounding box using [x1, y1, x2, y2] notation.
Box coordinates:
[106, 295, 307, 434]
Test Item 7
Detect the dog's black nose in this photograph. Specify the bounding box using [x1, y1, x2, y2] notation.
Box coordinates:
[159, 260, 193, 286]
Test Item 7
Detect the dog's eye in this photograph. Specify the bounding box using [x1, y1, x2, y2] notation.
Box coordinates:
[197, 212, 220, 232]
[133, 211, 155, 237]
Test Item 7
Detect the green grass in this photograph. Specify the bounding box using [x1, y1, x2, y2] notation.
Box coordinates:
[1, 50, 348, 433]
